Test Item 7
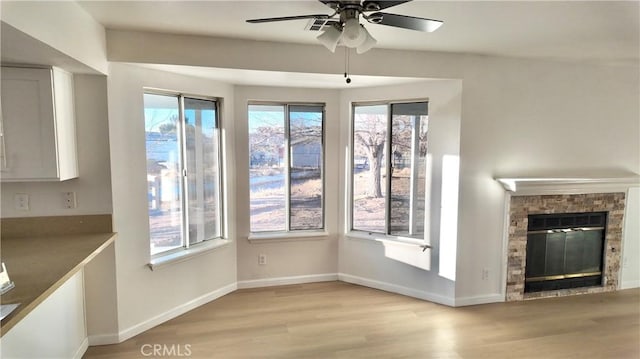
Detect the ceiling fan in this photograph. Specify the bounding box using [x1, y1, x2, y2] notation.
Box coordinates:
[246, 0, 443, 54]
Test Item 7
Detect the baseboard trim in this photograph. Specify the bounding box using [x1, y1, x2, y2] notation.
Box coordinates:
[100, 274, 507, 345]
[73, 337, 89, 359]
[338, 273, 455, 307]
[88, 333, 120, 346]
[237, 273, 338, 289]
[117, 282, 237, 343]
[455, 294, 504, 306]
[620, 279, 640, 289]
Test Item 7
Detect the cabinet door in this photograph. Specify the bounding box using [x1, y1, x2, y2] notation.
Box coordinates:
[1, 67, 59, 180]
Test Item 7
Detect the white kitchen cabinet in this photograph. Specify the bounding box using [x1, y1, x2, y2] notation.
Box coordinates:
[1, 270, 88, 359]
[0, 66, 78, 181]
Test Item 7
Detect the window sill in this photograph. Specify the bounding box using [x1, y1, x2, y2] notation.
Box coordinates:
[148, 239, 232, 270]
[345, 231, 429, 248]
[248, 231, 330, 243]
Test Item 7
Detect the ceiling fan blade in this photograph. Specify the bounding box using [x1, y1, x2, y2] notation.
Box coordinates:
[247, 14, 330, 23]
[318, 0, 339, 9]
[362, 1, 412, 11]
[370, 12, 443, 32]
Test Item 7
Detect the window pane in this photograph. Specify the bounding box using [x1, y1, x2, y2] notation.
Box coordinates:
[249, 105, 286, 232]
[144, 93, 184, 255]
[352, 104, 388, 233]
[389, 102, 428, 238]
[184, 98, 221, 245]
[289, 105, 323, 230]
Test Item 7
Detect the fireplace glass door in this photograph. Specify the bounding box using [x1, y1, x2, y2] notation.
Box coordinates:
[525, 212, 606, 293]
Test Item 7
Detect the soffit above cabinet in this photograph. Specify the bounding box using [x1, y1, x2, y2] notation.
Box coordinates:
[0, 22, 99, 75]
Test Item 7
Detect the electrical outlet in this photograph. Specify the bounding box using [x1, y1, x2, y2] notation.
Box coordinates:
[258, 254, 267, 265]
[63, 192, 77, 209]
[14, 193, 29, 211]
[481, 268, 489, 281]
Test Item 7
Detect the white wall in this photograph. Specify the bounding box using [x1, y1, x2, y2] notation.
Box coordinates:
[107, 63, 237, 338]
[234, 86, 340, 283]
[1, 74, 113, 218]
[455, 57, 640, 301]
[621, 187, 640, 289]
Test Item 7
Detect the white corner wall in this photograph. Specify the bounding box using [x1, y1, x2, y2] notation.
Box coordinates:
[107, 63, 237, 339]
[621, 187, 640, 289]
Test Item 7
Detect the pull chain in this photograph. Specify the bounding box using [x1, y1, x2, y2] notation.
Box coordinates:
[344, 47, 351, 84]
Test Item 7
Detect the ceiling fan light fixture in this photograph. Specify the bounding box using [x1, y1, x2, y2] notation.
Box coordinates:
[317, 25, 342, 52]
[356, 25, 377, 54]
[341, 18, 366, 48]
[249, 0, 444, 55]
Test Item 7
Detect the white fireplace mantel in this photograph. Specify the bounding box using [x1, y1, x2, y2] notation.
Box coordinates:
[495, 173, 640, 195]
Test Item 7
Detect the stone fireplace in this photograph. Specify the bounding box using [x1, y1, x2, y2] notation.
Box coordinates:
[506, 192, 625, 301]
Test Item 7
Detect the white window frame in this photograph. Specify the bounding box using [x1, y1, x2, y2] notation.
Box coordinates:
[348, 99, 430, 246]
[144, 90, 227, 267]
[247, 102, 327, 240]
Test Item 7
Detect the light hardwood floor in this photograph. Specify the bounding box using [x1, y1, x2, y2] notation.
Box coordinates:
[84, 282, 640, 358]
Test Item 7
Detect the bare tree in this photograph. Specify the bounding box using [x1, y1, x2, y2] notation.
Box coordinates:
[355, 114, 428, 198]
[354, 114, 387, 198]
[290, 116, 322, 145]
[391, 115, 428, 166]
[249, 125, 284, 167]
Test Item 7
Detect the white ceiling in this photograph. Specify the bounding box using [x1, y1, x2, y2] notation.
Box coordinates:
[7, 1, 633, 88]
[79, 0, 639, 64]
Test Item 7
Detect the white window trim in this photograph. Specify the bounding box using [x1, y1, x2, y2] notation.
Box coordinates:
[345, 230, 429, 248]
[248, 102, 326, 235]
[148, 238, 232, 270]
[248, 230, 330, 243]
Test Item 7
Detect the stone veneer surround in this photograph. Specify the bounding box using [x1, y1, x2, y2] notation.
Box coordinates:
[506, 193, 625, 301]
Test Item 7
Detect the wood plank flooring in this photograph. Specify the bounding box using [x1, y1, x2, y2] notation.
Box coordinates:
[83, 282, 640, 358]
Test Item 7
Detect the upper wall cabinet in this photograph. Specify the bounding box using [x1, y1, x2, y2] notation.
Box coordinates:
[0, 66, 78, 182]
